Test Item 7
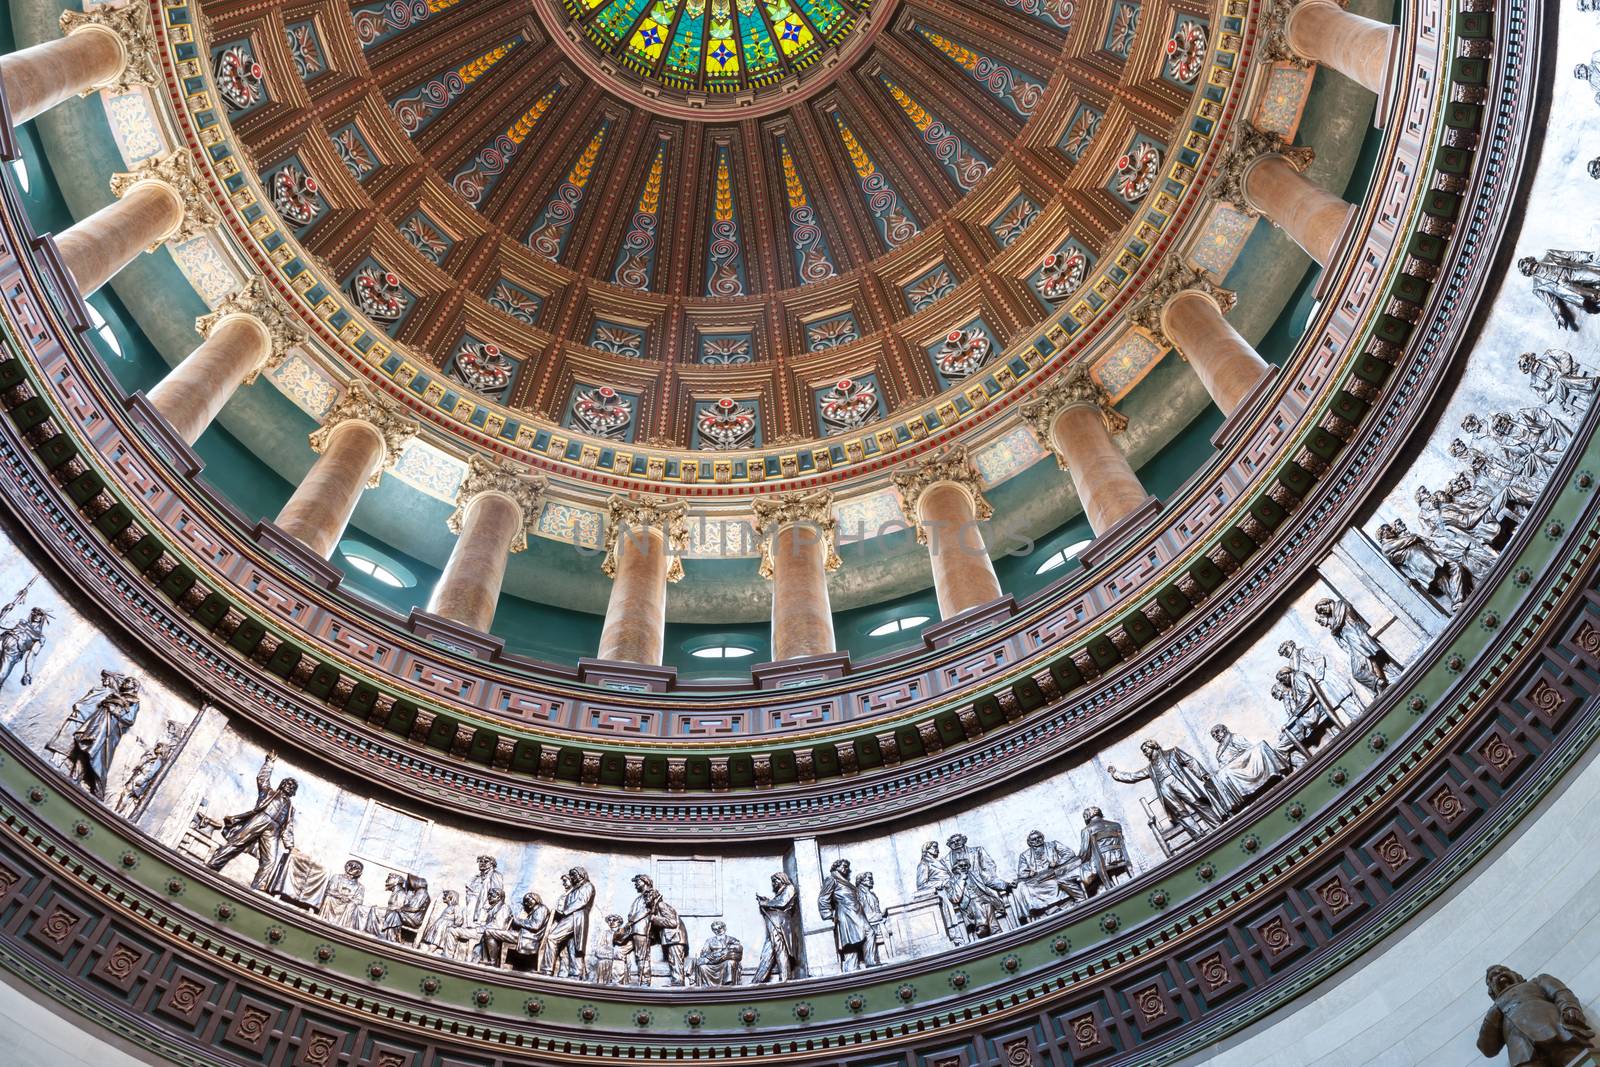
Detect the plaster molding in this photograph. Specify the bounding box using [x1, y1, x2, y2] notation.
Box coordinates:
[58, 1, 158, 97]
[307, 383, 419, 487]
[602, 494, 691, 583]
[1019, 365, 1128, 470]
[449, 455, 547, 553]
[890, 444, 993, 544]
[107, 150, 218, 247]
[752, 490, 841, 578]
[1211, 123, 1317, 219]
[194, 276, 307, 385]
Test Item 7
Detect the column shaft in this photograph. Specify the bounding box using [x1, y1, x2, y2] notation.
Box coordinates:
[147, 315, 270, 444]
[1161, 291, 1271, 415]
[597, 527, 672, 665]
[274, 420, 385, 559]
[918, 482, 1001, 619]
[1050, 406, 1147, 535]
[0, 29, 123, 125]
[770, 524, 835, 661]
[56, 181, 182, 296]
[1287, 0, 1395, 96]
[1245, 155, 1354, 267]
[429, 493, 523, 633]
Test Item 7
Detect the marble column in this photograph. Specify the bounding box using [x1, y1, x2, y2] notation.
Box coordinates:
[56, 152, 216, 297]
[275, 385, 417, 559]
[428, 456, 544, 634]
[1021, 366, 1145, 536]
[1285, 0, 1395, 96]
[1137, 266, 1268, 416]
[597, 495, 689, 665]
[1243, 153, 1353, 267]
[753, 490, 841, 661]
[0, 19, 124, 125]
[148, 279, 304, 444]
[892, 446, 1002, 619]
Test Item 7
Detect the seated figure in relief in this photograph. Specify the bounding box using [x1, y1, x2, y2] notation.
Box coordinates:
[1209, 724, 1291, 811]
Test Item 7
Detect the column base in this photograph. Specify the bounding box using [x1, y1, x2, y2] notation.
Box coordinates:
[750, 650, 852, 690]
[576, 658, 678, 693]
[409, 608, 506, 661]
[125, 391, 204, 477]
[1210, 366, 1283, 449]
[1079, 495, 1164, 571]
[921, 595, 1018, 650]
[253, 520, 344, 590]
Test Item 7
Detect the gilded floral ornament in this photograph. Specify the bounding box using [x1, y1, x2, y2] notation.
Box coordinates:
[602, 495, 691, 583]
[891, 445, 993, 544]
[59, 1, 159, 97]
[1259, 0, 1314, 67]
[1211, 123, 1316, 218]
[1020, 366, 1127, 470]
[448, 455, 546, 553]
[108, 151, 219, 246]
[1127, 259, 1238, 344]
[308, 384, 420, 487]
[752, 490, 840, 578]
[195, 276, 308, 385]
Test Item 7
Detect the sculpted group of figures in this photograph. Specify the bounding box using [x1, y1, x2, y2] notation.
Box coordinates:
[1379, 349, 1593, 614]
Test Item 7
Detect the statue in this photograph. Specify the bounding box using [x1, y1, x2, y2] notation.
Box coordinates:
[915, 840, 963, 944]
[1378, 518, 1468, 610]
[419, 889, 465, 959]
[817, 858, 878, 971]
[1519, 350, 1597, 416]
[595, 913, 637, 985]
[1314, 597, 1398, 698]
[206, 753, 298, 890]
[538, 866, 595, 979]
[318, 860, 365, 927]
[0, 577, 48, 689]
[947, 857, 1007, 939]
[690, 921, 743, 986]
[364, 873, 430, 943]
[1209, 724, 1291, 810]
[1477, 965, 1596, 1066]
[1576, 53, 1600, 104]
[56, 673, 141, 800]
[1108, 739, 1229, 840]
[1077, 807, 1132, 894]
[1519, 249, 1600, 331]
[1013, 829, 1086, 919]
[115, 720, 181, 816]
[753, 872, 800, 983]
[625, 874, 689, 986]
[468, 888, 512, 963]
[464, 855, 504, 924]
[858, 872, 888, 959]
[481, 891, 547, 969]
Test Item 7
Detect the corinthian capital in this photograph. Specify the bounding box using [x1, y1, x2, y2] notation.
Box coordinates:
[109, 150, 219, 245]
[309, 383, 420, 486]
[196, 276, 308, 384]
[1127, 258, 1237, 343]
[1260, 0, 1315, 67]
[891, 445, 993, 543]
[60, 1, 158, 96]
[752, 490, 840, 579]
[449, 455, 546, 553]
[1211, 124, 1316, 218]
[603, 495, 691, 582]
[1020, 365, 1127, 470]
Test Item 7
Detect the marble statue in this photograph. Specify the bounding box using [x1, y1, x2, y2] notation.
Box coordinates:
[1477, 965, 1596, 1066]
[626, 874, 689, 986]
[1108, 739, 1229, 839]
[753, 872, 799, 983]
[817, 858, 878, 971]
[690, 921, 743, 986]
[206, 753, 298, 890]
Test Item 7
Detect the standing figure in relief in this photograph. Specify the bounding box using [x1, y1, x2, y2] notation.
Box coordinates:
[753, 872, 800, 983]
[115, 720, 181, 816]
[0, 577, 48, 689]
[1313, 597, 1398, 698]
[419, 889, 464, 959]
[947, 857, 1007, 940]
[914, 840, 964, 945]
[857, 872, 888, 960]
[206, 752, 298, 891]
[1519, 249, 1600, 330]
[595, 914, 637, 985]
[1108, 740, 1229, 840]
[1518, 349, 1597, 416]
[1477, 964, 1596, 1066]
[58, 673, 141, 800]
[468, 888, 512, 963]
[690, 921, 743, 986]
[1209, 724, 1291, 810]
[817, 858, 878, 971]
[626, 874, 689, 986]
[318, 859, 366, 928]
[539, 866, 595, 979]
[1012, 830, 1086, 920]
[464, 855, 504, 925]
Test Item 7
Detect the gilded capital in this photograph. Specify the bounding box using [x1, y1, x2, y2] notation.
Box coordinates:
[752, 490, 841, 578]
[891, 445, 993, 544]
[603, 495, 691, 583]
[1211, 124, 1316, 218]
[196, 276, 308, 384]
[59, 1, 157, 96]
[308, 383, 420, 486]
[1020, 365, 1128, 470]
[1127, 258, 1238, 344]
[1260, 0, 1315, 67]
[109, 151, 219, 246]
[449, 455, 546, 553]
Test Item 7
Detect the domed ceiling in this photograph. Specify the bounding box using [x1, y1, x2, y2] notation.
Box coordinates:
[211, 0, 1215, 461]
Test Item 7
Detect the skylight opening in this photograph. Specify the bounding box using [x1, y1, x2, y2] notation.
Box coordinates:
[867, 614, 930, 637]
[1034, 538, 1094, 575]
